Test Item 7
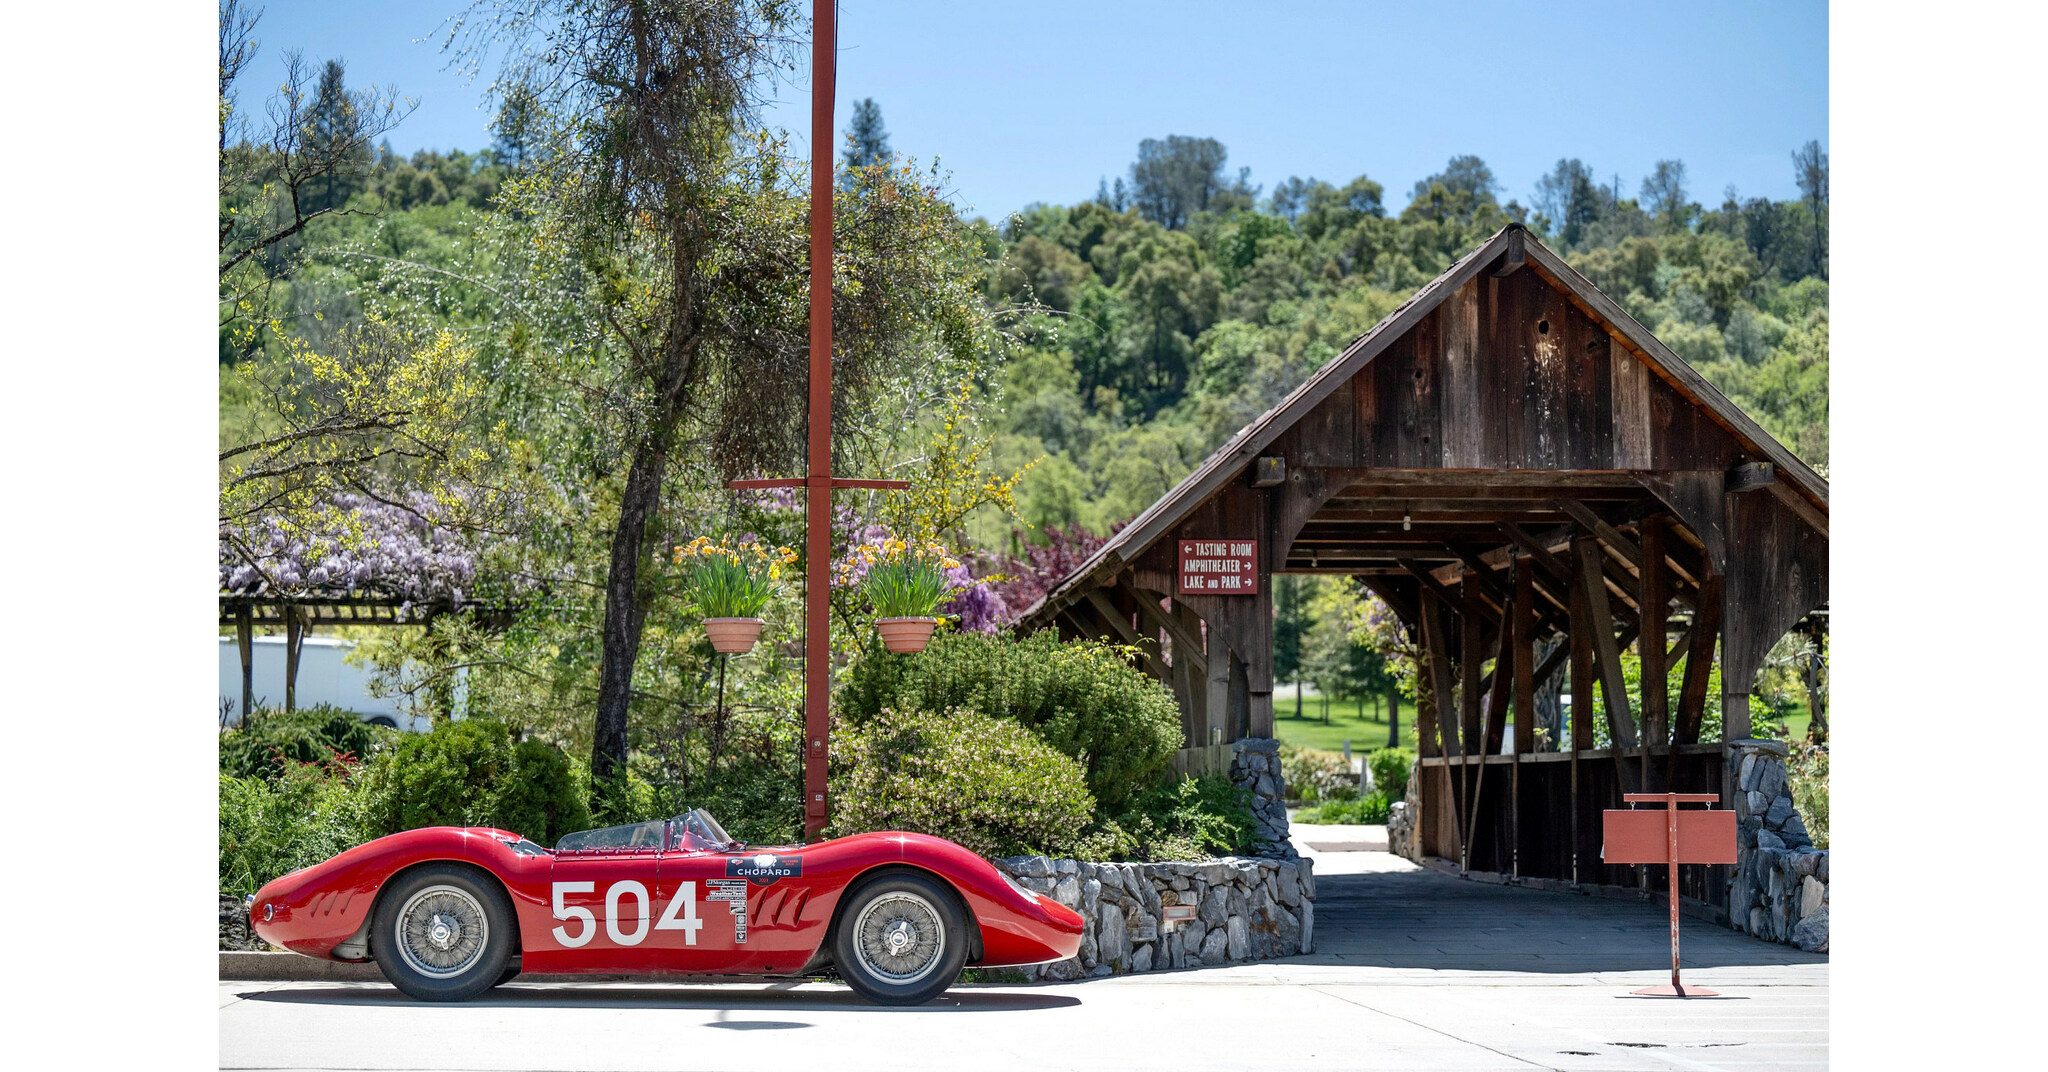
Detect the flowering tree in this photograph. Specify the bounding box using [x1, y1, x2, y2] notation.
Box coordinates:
[218, 491, 503, 608]
[987, 523, 1114, 618]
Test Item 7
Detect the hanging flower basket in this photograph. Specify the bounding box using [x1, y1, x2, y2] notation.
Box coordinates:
[703, 617, 765, 655]
[674, 536, 796, 657]
[875, 616, 940, 654]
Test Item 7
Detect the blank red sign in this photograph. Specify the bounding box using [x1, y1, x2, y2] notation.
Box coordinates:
[1178, 540, 1258, 595]
[1601, 809, 1737, 865]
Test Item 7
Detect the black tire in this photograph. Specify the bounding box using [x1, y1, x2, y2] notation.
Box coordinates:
[493, 964, 520, 989]
[369, 863, 516, 1002]
[831, 872, 969, 1006]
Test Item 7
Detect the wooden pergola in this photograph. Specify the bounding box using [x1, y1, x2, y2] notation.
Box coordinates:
[1016, 224, 1827, 909]
[219, 588, 518, 719]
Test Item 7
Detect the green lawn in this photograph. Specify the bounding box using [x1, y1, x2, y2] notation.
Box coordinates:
[1275, 690, 1817, 752]
[1273, 690, 1408, 754]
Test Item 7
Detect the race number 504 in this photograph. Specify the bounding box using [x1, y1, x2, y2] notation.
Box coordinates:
[550, 881, 705, 948]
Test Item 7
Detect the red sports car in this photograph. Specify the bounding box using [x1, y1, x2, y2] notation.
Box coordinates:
[248, 809, 1084, 1005]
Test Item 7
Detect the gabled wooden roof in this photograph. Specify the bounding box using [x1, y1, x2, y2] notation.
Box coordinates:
[1019, 223, 1827, 624]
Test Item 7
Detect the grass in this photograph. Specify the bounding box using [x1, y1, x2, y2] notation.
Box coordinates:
[1276, 688, 1820, 751]
[1273, 689, 1407, 754]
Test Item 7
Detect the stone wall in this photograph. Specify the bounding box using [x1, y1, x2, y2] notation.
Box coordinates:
[1386, 758, 1423, 862]
[993, 855, 1315, 980]
[221, 894, 267, 951]
[1228, 737, 1297, 857]
[1729, 738, 1828, 952]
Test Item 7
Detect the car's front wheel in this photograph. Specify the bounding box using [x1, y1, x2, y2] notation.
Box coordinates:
[832, 872, 969, 1006]
[370, 863, 515, 1002]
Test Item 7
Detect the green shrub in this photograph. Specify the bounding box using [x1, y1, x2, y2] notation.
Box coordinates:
[357, 720, 589, 843]
[830, 707, 1096, 858]
[219, 705, 390, 782]
[1296, 790, 1391, 825]
[360, 719, 514, 837]
[1079, 775, 1260, 860]
[219, 761, 372, 895]
[1367, 747, 1414, 801]
[1788, 741, 1829, 849]
[1280, 745, 1355, 802]
[838, 630, 1182, 810]
[487, 738, 593, 845]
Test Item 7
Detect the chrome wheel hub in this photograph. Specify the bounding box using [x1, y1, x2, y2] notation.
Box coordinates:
[852, 891, 945, 985]
[395, 885, 490, 979]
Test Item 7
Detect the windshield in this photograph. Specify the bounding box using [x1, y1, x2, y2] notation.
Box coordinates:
[551, 809, 735, 853]
[675, 809, 735, 850]
[554, 819, 667, 852]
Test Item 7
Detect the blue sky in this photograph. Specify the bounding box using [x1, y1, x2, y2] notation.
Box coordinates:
[238, 0, 1826, 222]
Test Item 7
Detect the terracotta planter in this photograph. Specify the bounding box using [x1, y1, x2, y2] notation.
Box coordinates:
[875, 616, 940, 654]
[703, 617, 765, 655]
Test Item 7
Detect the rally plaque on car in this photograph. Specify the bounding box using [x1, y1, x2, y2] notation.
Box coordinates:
[728, 853, 802, 885]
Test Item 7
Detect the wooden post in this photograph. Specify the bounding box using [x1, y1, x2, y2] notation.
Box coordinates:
[1569, 553, 1594, 887]
[283, 605, 304, 713]
[1459, 573, 1486, 857]
[1420, 589, 1467, 866]
[1640, 517, 1668, 792]
[236, 603, 253, 723]
[1512, 557, 1536, 879]
[1205, 624, 1231, 747]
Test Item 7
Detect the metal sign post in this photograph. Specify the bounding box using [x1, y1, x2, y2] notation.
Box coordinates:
[729, 0, 906, 841]
[1602, 792, 1737, 997]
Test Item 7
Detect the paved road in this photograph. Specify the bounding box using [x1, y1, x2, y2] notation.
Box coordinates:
[220, 845, 1826, 1072]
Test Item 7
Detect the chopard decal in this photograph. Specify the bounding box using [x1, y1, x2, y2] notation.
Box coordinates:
[727, 853, 802, 885]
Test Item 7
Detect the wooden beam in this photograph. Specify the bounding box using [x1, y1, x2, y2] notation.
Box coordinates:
[1728, 461, 1778, 494]
[1084, 588, 1169, 681]
[1492, 226, 1526, 276]
[1399, 557, 1502, 623]
[1498, 522, 1571, 586]
[236, 604, 253, 722]
[1574, 538, 1639, 751]
[1461, 576, 1487, 759]
[1639, 517, 1669, 792]
[1126, 584, 1208, 677]
[1513, 557, 1536, 757]
[1672, 573, 1723, 748]
[1420, 589, 1468, 868]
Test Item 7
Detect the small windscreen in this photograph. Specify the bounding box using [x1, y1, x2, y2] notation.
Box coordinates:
[680, 809, 732, 847]
[555, 820, 667, 852]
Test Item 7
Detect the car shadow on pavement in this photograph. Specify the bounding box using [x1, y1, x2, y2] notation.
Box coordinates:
[1293, 866, 1828, 973]
[236, 984, 1081, 1014]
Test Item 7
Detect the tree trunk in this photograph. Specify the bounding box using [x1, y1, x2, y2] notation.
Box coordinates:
[1387, 682, 1401, 747]
[591, 433, 670, 785]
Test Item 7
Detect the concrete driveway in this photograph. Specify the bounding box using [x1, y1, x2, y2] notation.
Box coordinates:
[220, 843, 1826, 1072]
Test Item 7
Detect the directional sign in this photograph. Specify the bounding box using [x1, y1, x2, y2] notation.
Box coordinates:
[1602, 793, 1737, 998]
[1178, 540, 1258, 595]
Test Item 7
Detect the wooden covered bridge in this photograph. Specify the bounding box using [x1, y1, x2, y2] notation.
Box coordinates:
[1016, 223, 1827, 909]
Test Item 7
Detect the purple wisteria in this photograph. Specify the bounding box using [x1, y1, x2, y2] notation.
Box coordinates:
[218, 492, 486, 604]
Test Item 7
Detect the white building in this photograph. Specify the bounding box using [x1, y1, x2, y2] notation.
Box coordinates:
[217, 635, 443, 731]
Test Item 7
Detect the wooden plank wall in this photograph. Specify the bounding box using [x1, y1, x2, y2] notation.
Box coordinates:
[1422, 750, 1730, 909]
[1276, 270, 1746, 475]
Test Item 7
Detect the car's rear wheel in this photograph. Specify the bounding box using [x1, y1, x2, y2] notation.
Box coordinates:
[370, 864, 515, 1002]
[832, 872, 968, 1006]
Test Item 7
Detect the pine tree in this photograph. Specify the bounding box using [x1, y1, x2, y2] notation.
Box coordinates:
[842, 97, 892, 170]
[304, 59, 369, 212]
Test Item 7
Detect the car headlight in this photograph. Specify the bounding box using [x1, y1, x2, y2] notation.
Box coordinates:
[1000, 870, 1041, 901]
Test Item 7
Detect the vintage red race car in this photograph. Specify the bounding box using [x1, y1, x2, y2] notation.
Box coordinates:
[248, 809, 1084, 1005]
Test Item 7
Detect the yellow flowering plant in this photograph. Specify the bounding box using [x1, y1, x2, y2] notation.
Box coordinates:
[672, 537, 798, 619]
[837, 537, 961, 619]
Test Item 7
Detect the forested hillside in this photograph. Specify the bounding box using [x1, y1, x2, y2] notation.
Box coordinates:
[975, 139, 1829, 542]
[220, 72, 1828, 556]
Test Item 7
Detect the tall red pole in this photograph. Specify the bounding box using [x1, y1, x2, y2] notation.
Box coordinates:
[803, 0, 835, 841]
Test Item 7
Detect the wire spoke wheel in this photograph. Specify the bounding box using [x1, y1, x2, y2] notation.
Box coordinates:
[395, 884, 490, 979]
[851, 891, 946, 985]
